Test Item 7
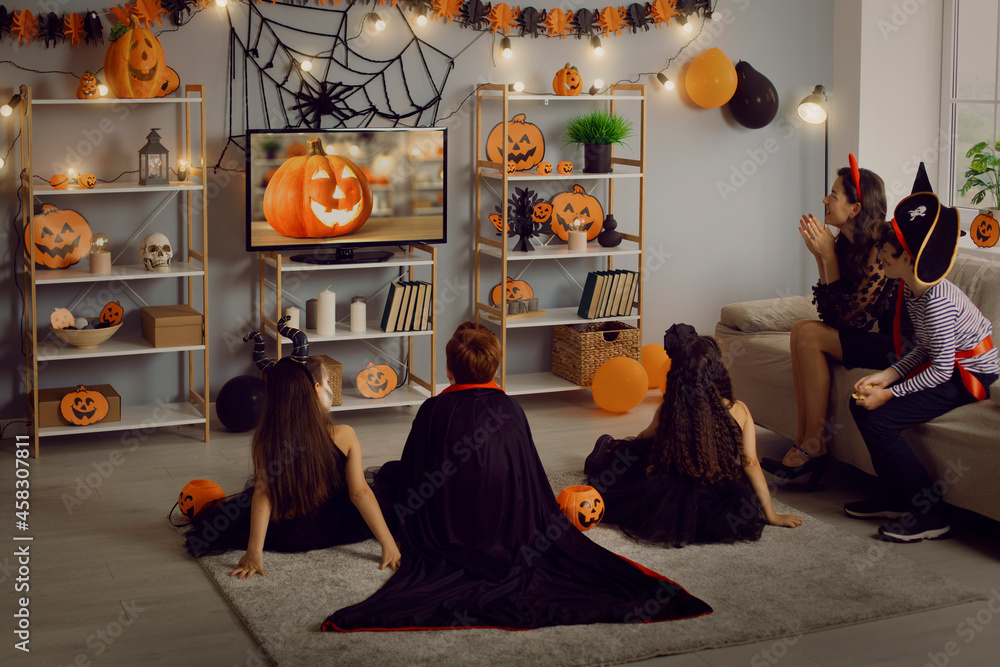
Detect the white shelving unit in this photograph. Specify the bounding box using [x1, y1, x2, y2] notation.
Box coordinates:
[258, 247, 437, 412]
[20, 85, 210, 457]
[474, 83, 646, 394]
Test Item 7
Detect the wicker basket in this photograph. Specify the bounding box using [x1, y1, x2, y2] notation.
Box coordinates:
[313, 354, 343, 406]
[551, 321, 640, 386]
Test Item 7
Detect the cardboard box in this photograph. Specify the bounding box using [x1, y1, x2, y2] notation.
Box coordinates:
[313, 354, 343, 406]
[140, 305, 203, 347]
[35, 385, 122, 427]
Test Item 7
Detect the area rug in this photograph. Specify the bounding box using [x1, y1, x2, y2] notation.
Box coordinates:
[193, 471, 984, 666]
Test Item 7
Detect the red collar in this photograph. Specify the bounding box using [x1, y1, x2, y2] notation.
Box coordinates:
[441, 381, 503, 395]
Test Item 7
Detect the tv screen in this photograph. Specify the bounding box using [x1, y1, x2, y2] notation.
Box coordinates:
[246, 127, 446, 260]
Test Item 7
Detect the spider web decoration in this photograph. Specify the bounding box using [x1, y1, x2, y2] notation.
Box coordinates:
[218, 1, 456, 169]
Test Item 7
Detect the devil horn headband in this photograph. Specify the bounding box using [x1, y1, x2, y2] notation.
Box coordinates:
[848, 153, 863, 209]
[244, 315, 310, 373]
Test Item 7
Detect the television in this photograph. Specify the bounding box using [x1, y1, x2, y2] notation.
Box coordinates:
[246, 127, 447, 263]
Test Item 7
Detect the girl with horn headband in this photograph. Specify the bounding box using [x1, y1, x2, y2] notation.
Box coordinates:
[762, 155, 899, 487]
[184, 316, 401, 578]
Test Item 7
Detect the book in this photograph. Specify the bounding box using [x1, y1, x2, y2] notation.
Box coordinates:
[395, 282, 414, 332]
[419, 282, 433, 330]
[380, 281, 405, 332]
[618, 271, 636, 316]
[411, 282, 427, 331]
[593, 271, 614, 318]
[576, 271, 603, 319]
[605, 270, 627, 318]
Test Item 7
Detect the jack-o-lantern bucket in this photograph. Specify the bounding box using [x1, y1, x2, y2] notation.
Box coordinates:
[557, 484, 605, 531]
[178, 480, 226, 520]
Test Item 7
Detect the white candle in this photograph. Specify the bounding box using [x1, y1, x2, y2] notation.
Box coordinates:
[568, 230, 587, 252]
[350, 296, 367, 333]
[284, 306, 300, 331]
[317, 290, 336, 336]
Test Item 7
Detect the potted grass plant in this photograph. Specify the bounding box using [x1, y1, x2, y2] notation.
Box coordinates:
[563, 110, 634, 173]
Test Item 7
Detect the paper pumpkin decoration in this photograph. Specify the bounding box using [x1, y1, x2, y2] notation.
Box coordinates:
[553, 63, 583, 96]
[486, 114, 545, 172]
[76, 71, 99, 99]
[972, 211, 999, 248]
[263, 138, 373, 239]
[99, 301, 124, 326]
[489, 277, 534, 306]
[356, 361, 398, 399]
[532, 201, 552, 224]
[50, 307, 75, 329]
[548, 184, 604, 241]
[488, 213, 508, 234]
[557, 161, 574, 174]
[77, 173, 97, 189]
[104, 16, 179, 99]
[178, 480, 226, 520]
[557, 485, 605, 531]
[50, 174, 70, 190]
[685, 47, 738, 109]
[59, 385, 110, 426]
[24, 204, 93, 269]
[536, 162, 553, 175]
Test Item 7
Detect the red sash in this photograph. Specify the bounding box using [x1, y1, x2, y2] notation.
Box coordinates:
[893, 287, 994, 401]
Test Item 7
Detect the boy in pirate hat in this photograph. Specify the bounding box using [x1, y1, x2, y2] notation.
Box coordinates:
[847, 169, 998, 542]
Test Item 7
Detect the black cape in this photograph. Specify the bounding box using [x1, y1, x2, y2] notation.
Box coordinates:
[323, 386, 711, 631]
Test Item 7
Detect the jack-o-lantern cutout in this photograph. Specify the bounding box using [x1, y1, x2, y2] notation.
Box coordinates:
[557, 485, 605, 531]
[263, 138, 373, 239]
[77, 173, 97, 189]
[548, 184, 604, 241]
[557, 161, 574, 175]
[356, 362, 398, 399]
[972, 211, 999, 248]
[59, 385, 110, 426]
[489, 213, 509, 234]
[553, 63, 583, 96]
[486, 114, 546, 172]
[489, 277, 534, 306]
[76, 72, 99, 99]
[24, 204, 93, 269]
[506, 160, 516, 174]
[537, 162, 553, 175]
[50, 307, 75, 329]
[178, 480, 225, 520]
[50, 174, 70, 190]
[532, 201, 553, 224]
[104, 16, 180, 99]
[99, 301, 124, 326]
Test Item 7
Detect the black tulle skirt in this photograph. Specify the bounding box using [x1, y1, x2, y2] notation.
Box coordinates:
[585, 437, 765, 548]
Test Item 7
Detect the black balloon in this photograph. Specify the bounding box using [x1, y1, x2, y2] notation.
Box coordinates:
[727, 61, 779, 130]
[216, 375, 266, 432]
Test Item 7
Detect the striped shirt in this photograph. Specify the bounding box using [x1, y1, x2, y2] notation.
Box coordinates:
[890, 279, 998, 397]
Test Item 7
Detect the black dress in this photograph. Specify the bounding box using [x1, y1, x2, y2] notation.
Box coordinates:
[323, 384, 712, 632]
[184, 444, 372, 558]
[585, 437, 765, 548]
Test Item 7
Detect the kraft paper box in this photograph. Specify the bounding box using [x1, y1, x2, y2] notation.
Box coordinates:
[35, 385, 121, 427]
[140, 305, 203, 348]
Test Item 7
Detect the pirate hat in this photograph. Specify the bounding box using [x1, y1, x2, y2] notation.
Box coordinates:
[890, 165, 960, 288]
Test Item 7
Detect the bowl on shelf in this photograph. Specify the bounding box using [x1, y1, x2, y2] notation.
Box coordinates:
[49, 319, 122, 349]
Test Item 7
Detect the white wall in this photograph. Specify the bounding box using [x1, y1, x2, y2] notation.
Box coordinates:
[0, 0, 836, 418]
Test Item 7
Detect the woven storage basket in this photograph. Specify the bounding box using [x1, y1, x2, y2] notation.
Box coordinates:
[313, 354, 343, 406]
[551, 321, 640, 386]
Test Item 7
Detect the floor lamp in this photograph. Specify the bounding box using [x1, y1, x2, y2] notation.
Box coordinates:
[797, 85, 829, 195]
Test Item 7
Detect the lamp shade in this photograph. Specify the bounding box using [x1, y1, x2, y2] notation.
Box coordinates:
[138, 128, 170, 185]
[797, 85, 828, 125]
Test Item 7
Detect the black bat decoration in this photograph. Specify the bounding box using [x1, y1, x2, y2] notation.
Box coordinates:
[625, 4, 650, 33]
[518, 7, 544, 37]
[42, 12, 62, 47]
[161, 0, 195, 26]
[573, 9, 596, 37]
[83, 11, 103, 46]
[0, 7, 12, 41]
[462, 0, 491, 31]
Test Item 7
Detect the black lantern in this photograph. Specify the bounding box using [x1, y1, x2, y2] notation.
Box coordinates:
[138, 128, 169, 185]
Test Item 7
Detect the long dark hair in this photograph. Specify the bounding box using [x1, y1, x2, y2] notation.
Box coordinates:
[835, 165, 887, 283]
[648, 336, 745, 484]
[251, 357, 342, 520]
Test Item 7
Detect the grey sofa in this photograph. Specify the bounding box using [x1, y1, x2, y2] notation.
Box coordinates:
[715, 253, 1000, 522]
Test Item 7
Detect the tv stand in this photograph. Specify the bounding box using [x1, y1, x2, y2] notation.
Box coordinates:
[290, 248, 393, 265]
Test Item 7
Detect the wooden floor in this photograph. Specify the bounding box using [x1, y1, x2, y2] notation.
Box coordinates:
[3, 390, 999, 666]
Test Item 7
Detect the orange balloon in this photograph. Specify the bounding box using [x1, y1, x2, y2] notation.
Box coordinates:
[641, 344, 669, 389]
[658, 357, 672, 394]
[592, 357, 648, 413]
[685, 47, 738, 108]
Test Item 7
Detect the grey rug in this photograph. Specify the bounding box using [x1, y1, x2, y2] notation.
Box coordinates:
[194, 471, 984, 666]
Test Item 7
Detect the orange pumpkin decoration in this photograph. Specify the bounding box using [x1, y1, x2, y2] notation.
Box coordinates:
[76, 71, 99, 99]
[553, 63, 583, 96]
[286, 142, 307, 158]
[536, 162, 553, 175]
[557, 161, 574, 174]
[489, 277, 534, 306]
[50, 174, 70, 190]
[24, 204, 93, 269]
[532, 201, 553, 224]
[486, 114, 546, 172]
[99, 301, 124, 326]
[59, 385, 110, 426]
[77, 173, 97, 189]
[104, 16, 179, 99]
[50, 307, 75, 329]
[972, 211, 999, 248]
[489, 213, 508, 234]
[548, 184, 604, 241]
[356, 361, 398, 399]
[178, 480, 226, 520]
[263, 138, 373, 239]
[556, 485, 605, 531]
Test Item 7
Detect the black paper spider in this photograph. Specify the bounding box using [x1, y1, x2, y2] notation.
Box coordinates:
[518, 7, 544, 37]
[625, 4, 650, 33]
[573, 9, 597, 37]
[41, 12, 62, 47]
[462, 0, 492, 31]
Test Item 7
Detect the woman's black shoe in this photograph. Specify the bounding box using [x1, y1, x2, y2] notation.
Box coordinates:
[760, 445, 830, 491]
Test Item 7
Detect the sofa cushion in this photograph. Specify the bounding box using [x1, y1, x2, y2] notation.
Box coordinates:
[719, 296, 818, 333]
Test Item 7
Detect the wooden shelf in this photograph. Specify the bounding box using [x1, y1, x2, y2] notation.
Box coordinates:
[32, 181, 201, 195]
[263, 251, 434, 272]
[37, 402, 206, 438]
[481, 93, 644, 102]
[34, 262, 204, 284]
[484, 306, 638, 329]
[35, 335, 204, 361]
[331, 383, 430, 412]
[501, 372, 586, 395]
[31, 96, 202, 106]
[478, 244, 641, 261]
[265, 322, 432, 342]
[480, 171, 641, 182]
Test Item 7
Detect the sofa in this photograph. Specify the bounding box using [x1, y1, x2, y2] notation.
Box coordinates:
[714, 253, 1000, 523]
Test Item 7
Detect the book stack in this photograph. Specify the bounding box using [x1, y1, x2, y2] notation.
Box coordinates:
[576, 270, 639, 319]
[380, 281, 433, 332]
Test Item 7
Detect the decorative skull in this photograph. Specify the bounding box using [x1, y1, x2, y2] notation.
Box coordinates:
[140, 232, 173, 272]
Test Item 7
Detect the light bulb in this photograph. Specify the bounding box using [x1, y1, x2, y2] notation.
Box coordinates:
[416, 8, 428, 26]
[325, 144, 336, 155]
[512, 81, 524, 93]
[68, 168, 78, 179]
[214, 0, 227, 6]
[681, 17, 693, 33]
[589, 79, 604, 96]
[97, 83, 108, 97]
[0, 104, 11, 118]
[711, 11, 722, 21]
[90, 233, 110, 253]
[656, 72, 675, 91]
[501, 36, 512, 60]
[348, 144, 360, 157]
[591, 36, 603, 57]
[370, 13, 385, 31]
[1, 93, 21, 117]
[300, 59, 313, 72]
[0, 156, 5, 169]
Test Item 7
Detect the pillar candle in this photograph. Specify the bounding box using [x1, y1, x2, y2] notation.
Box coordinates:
[284, 306, 300, 331]
[305, 298, 318, 330]
[567, 231, 587, 252]
[350, 296, 367, 333]
[317, 290, 336, 336]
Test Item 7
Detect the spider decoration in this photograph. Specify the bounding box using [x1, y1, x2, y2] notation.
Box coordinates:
[487, 3, 519, 34]
[41, 11, 61, 47]
[625, 3, 650, 33]
[0, 8, 11, 38]
[83, 11, 104, 45]
[596, 6, 627, 37]
[462, 0, 492, 30]
[572, 8, 597, 37]
[502, 187, 544, 252]
[518, 6, 544, 37]
[290, 80, 358, 128]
